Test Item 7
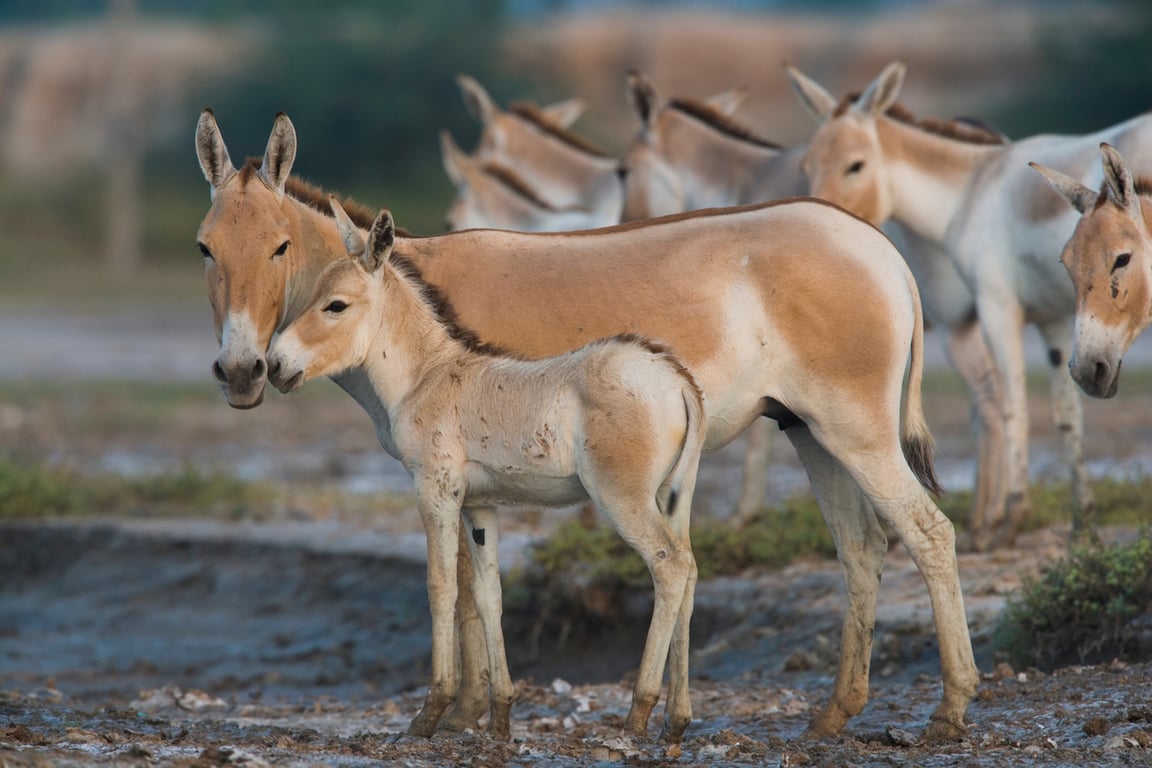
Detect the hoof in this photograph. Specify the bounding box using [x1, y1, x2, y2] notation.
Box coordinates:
[407, 713, 439, 739]
[923, 717, 967, 744]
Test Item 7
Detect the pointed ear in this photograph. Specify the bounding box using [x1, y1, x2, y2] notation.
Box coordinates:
[439, 130, 470, 188]
[540, 97, 586, 129]
[784, 64, 837, 123]
[626, 70, 660, 129]
[364, 210, 395, 274]
[1029, 161, 1098, 215]
[704, 85, 749, 117]
[1100, 143, 1141, 217]
[328, 195, 365, 257]
[259, 112, 297, 197]
[196, 108, 236, 191]
[855, 61, 905, 117]
[456, 73, 497, 127]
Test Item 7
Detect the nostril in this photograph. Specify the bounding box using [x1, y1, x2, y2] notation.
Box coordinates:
[1094, 361, 1109, 384]
[251, 358, 266, 381]
[212, 360, 228, 384]
[268, 359, 280, 380]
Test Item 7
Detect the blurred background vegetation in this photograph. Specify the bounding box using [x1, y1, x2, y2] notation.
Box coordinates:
[0, 0, 1147, 289]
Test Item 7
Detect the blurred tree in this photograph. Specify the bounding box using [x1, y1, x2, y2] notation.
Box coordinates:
[990, 0, 1152, 137]
[183, 0, 508, 229]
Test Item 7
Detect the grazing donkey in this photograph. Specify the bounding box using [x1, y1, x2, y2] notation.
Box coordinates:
[787, 61, 1152, 546]
[268, 199, 706, 742]
[1031, 143, 1152, 398]
[197, 109, 979, 743]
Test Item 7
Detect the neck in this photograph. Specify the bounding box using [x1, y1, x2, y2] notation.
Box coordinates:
[878, 115, 1002, 244]
[359, 263, 462, 413]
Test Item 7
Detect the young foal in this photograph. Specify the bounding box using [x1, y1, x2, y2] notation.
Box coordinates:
[268, 200, 706, 742]
[1031, 143, 1152, 398]
[787, 60, 1152, 545]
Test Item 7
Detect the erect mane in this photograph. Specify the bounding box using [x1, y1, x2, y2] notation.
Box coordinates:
[832, 96, 1009, 146]
[1094, 175, 1152, 210]
[507, 101, 612, 159]
[478, 162, 558, 210]
[668, 98, 783, 150]
[386, 250, 511, 358]
[1136, 176, 1152, 200]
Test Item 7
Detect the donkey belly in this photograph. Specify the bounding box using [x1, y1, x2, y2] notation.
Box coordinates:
[463, 462, 588, 508]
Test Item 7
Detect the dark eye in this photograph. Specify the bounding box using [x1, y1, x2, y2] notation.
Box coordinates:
[198, 242, 213, 260]
[272, 240, 290, 258]
[324, 300, 349, 314]
[846, 160, 865, 175]
[1112, 253, 1132, 272]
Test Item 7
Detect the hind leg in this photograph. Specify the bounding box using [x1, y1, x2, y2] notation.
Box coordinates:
[657, 462, 700, 744]
[786, 426, 888, 738]
[817, 430, 978, 740]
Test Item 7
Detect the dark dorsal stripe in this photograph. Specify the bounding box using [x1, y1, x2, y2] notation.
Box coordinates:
[667, 98, 783, 150]
[832, 96, 1009, 147]
[479, 162, 558, 210]
[507, 101, 612, 159]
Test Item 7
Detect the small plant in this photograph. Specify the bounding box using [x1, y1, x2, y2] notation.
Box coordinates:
[994, 530, 1152, 669]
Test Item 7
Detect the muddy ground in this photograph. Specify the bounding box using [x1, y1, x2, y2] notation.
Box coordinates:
[2, 309, 1152, 766]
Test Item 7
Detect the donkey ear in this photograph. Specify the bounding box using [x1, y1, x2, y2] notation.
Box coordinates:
[195, 108, 235, 191]
[704, 85, 750, 117]
[626, 70, 660, 128]
[260, 112, 297, 197]
[364, 210, 395, 274]
[328, 195, 365, 257]
[456, 73, 498, 127]
[855, 61, 905, 117]
[1100, 143, 1141, 217]
[540, 97, 586, 129]
[439, 130, 470, 188]
[784, 64, 837, 122]
[1029, 161, 1098, 215]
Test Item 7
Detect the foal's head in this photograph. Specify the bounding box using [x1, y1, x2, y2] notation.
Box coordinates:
[1032, 143, 1152, 398]
[268, 200, 394, 394]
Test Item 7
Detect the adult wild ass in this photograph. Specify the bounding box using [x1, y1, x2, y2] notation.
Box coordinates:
[617, 71, 1012, 540]
[196, 109, 979, 742]
[1031, 143, 1152, 398]
[268, 199, 706, 742]
[787, 61, 1152, 544]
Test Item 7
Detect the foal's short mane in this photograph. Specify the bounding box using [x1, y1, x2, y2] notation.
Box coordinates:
[478, 162, 558, 210]
[668, 98, 783, 150]
[386, 250, 511, 359]
[833, 96, 1008, 146]
[507, 101, 612, 159]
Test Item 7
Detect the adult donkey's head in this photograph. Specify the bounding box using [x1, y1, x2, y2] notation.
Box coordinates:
[195, 109, 298, 409]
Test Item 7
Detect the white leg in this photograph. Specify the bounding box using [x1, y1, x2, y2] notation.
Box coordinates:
[976, 292, 1031, 544]
[786, 426, 888, 738]
[733, 417, 773, 525]
[1038, 319, 1095, 536]
[407, 483, 463, 738]
[439, 526, 490, 733]
[460, 506, 516, 740]
[942, 319, 1008, 551]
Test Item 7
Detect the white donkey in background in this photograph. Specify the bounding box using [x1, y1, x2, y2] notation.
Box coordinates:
[787, 60, 1152, 545]
[268, 199, 706, 742]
